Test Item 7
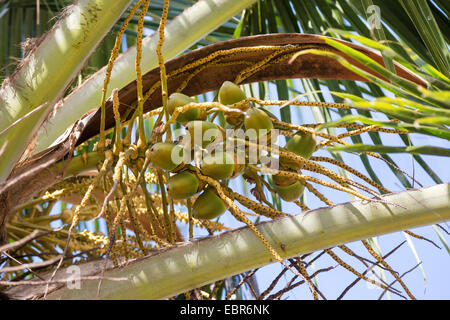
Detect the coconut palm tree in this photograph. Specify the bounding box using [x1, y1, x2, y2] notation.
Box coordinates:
[0, 0, 449, 300]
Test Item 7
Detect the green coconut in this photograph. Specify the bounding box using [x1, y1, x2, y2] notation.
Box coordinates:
[167, 171, 199, 200]
[200, 151, 235, 180]
[148, 142, 184, 171]
[167, 93, 200, 124]
[286, 131, 316, 160]
[275, 180, 305, 202]
[219, 81, 249, 126]
[185, 120, 222, 148]
[244, 108, 273, 138]
[279, 132, 316, 170]
[218, 81, 247, 106]
[192, 188, 228, 220]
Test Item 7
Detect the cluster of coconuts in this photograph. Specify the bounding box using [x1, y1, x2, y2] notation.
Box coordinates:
[148, 81, 316, 220]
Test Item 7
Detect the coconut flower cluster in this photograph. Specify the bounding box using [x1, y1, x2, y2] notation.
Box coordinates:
[148, 81, 317, 220]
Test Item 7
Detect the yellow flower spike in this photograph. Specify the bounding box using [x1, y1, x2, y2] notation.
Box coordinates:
[98, 0, 146, 152]
[112, 88, 122, 155]
[304, 182, 335, 207]
[324, 248, 391, 292]
[194, 172, 301, 275]
[173, 210, 230, 232]
[234, 49, 285, 84]
[135, 0, 151, 150]
[361, 239, 416, 300]
[251, 165, 371, 202]
[223, 188, 287, 219]
[310, 156, 391, 194]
